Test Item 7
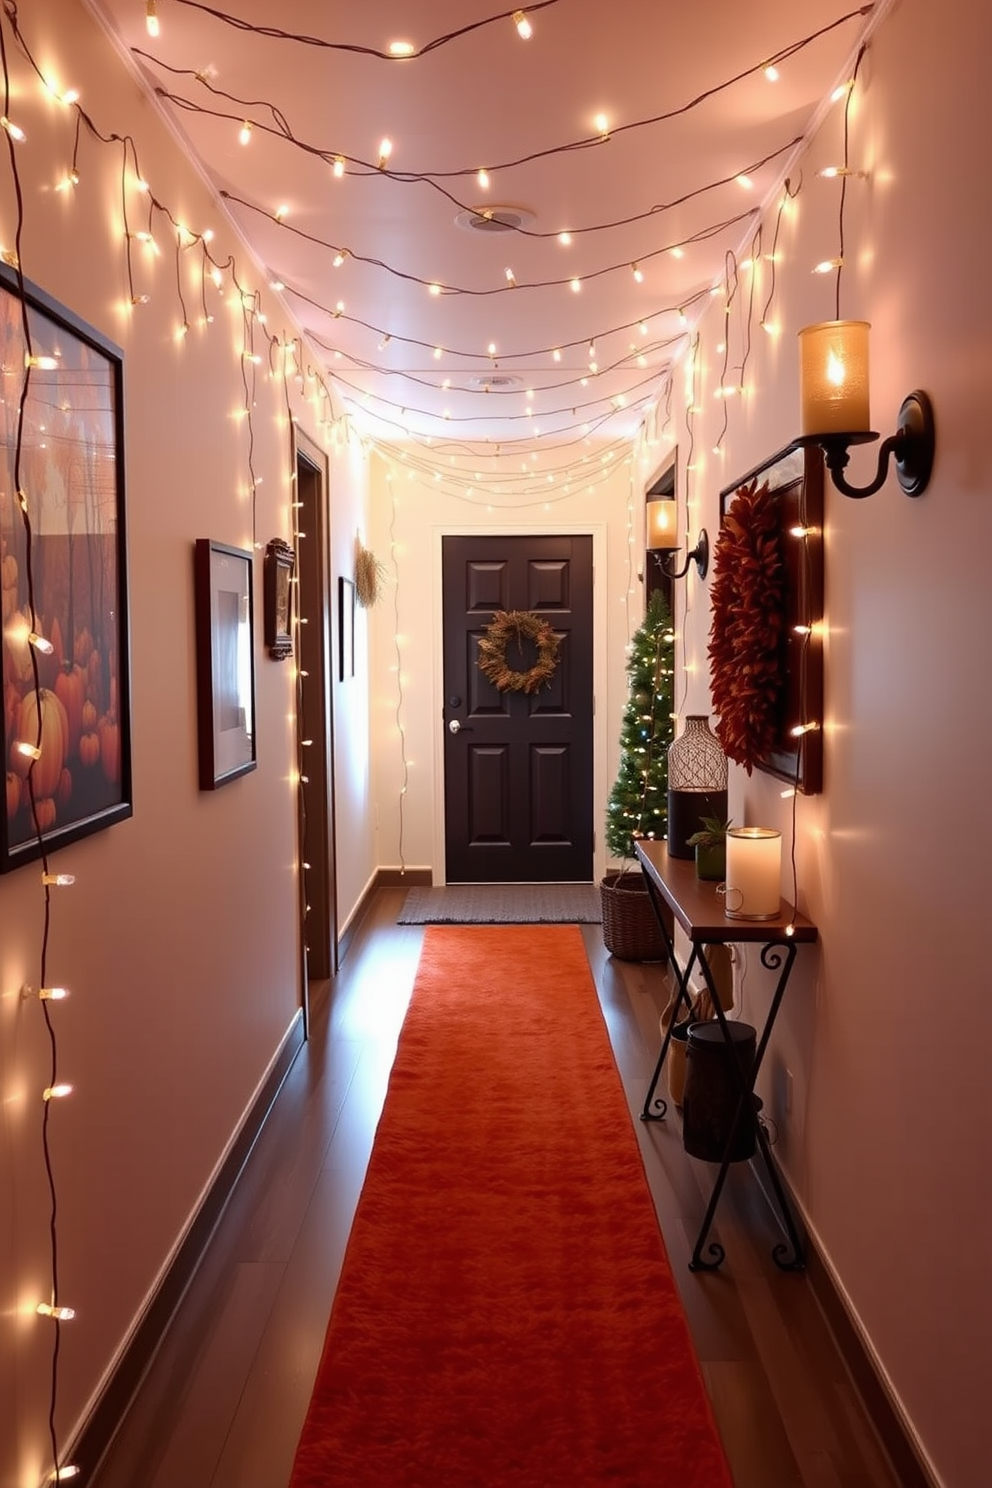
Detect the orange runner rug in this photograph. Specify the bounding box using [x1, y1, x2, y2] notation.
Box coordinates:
[289, 924, 732, 1487]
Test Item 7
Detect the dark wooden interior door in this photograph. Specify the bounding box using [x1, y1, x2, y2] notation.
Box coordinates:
[442, 534, 593, 883]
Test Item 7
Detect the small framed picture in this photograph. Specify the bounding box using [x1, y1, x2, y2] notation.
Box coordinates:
[338, 576, 355, 681]
[264, 537, 294, 660]
[194, 539, 256, 790]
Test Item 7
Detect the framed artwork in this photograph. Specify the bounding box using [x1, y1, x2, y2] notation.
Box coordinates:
[194, 539, 256, 789]
[264, 537, 294, 660]
[338, 576, 354, 682]
[1, 266, 132, 872]
[718, 442, 824, 794]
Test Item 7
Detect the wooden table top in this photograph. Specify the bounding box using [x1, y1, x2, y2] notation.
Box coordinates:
[634, 839, 818, 944]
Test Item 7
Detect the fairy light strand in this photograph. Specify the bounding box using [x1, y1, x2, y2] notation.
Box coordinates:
[0, 14, 76, 1479]
[162, 0, 559, 60]
[139, 8, 868, 182]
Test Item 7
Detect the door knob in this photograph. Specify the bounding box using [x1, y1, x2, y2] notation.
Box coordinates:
[448, 719, 462, 734]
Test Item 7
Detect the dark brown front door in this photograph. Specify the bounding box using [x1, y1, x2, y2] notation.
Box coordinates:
[442, 534, 593, 883]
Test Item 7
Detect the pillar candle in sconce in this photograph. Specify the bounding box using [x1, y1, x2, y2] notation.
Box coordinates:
[723, 828, 781, 920]
[798, 319, 870, 436]
[646, 499, 679, 551]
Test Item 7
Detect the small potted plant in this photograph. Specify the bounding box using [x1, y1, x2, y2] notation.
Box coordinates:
[686, 816, 733, 881]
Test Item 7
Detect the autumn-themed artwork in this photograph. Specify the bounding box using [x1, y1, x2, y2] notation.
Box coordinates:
[1, 268, 131, 871]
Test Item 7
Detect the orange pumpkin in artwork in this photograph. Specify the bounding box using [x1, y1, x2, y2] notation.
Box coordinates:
[55, 663, 86, 758]
[49, 615, 65, 669]
[56, 767, 73, 809]
[73, 628, 94, 668]
[31, 796, 57, 833]
[11, 688, 68, 799]
[79, 731, 100, 769]
[5, 770, 20, 818]
[99, 714, 120, 785]
[81, 699, 97, 733]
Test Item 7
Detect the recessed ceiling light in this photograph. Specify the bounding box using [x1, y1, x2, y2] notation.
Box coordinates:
[454, 205, 536, 234]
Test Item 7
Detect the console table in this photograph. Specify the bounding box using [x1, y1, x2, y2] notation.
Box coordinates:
[634, 839, 818, 1272]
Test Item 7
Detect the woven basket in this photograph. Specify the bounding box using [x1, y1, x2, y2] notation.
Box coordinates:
[599, 870, 669, 962]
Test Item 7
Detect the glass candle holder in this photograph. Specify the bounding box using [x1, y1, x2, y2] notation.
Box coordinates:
[723, 827, 781, 920]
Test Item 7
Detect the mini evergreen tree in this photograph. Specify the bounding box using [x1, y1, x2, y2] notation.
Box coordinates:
[605, 588, 675, 858]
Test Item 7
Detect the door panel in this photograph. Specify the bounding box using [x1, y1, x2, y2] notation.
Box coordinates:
[443, 534, 593, 882]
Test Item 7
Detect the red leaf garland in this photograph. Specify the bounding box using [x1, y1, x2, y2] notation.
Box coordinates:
[708, 478, 787, 773]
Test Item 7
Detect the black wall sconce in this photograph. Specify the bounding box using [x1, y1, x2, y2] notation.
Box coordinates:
[655, 530, 709, 580]
[796, 320, 935, 499]
[646, 498, 709, 580]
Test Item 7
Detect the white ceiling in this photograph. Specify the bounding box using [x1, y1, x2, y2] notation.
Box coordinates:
[88, 0, 873, 463]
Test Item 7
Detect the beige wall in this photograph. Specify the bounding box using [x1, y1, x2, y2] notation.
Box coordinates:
[647, 4, 990, 1484]
[0, 2, 370, 1481]
[366, 454, 648, 882]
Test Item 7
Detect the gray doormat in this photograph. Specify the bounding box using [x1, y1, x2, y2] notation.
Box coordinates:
[397, 884, 602, 925]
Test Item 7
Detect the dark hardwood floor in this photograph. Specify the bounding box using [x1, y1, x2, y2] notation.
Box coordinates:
[90, 889, 901, 1488]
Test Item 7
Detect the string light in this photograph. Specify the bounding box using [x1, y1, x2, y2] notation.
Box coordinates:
[145, 1, 160, 38]
[36, 1304, 76, 1321]
[377, 137, 393, 169]
[1, 114, 26, 141]
[513, 10, 533, 40]
[239, 120, 252, 145]
[477, 168, 490, 189]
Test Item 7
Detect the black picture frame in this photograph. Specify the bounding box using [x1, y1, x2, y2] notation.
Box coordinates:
[338, 576, 354, 682]
[1, 266, 132, 872]
[194, 539, 256, 789]
[264, 537, 294, 660]
[719, 442, 824, 794]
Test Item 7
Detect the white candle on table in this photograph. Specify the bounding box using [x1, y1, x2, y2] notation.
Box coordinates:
[724, 828, 781, 920]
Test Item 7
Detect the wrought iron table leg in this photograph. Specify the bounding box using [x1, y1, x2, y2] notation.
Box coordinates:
[639, 868, 695, 1122]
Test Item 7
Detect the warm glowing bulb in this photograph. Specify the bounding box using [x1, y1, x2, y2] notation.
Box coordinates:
[377, 138, 393, 168]
[37, 1303, 75, 1320]
[389, 40, 415, 56]
[42, 873, 75, 886]
[28, 631, 54, 654]
[1, 115, 26, 142]
[50, 1469, 81, 1483]
[813, 257, 843, 274]
[477, 168, 490, 190]
[239, 121, 252, 146]
[513, 10, 532, 39]
[558, 231, 572, 246]
[631, 262, 643, 283]
[488, 342, 497, 356]
[504, 267, 516, 287]
[594, 113, 609, 138]
[736, 173, 753, 190]
[428, 282, 441, 296]
[16, 741, 42, 762]
[552, 348, 561, 361]
[433, 346, 442, 359]
[26, 353, 59, 370]
[38, 987, 70, 1001]
[763, 64, 780, 81]
[570, 277, 581, 293]
[332, 250, 346, 267]
[146, 0, 160, 36]
[275, 204, 289, 220]
[831, 80, 854, 102]
[43, 1084, 73, 1101]
[332, 155, 345, 178]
